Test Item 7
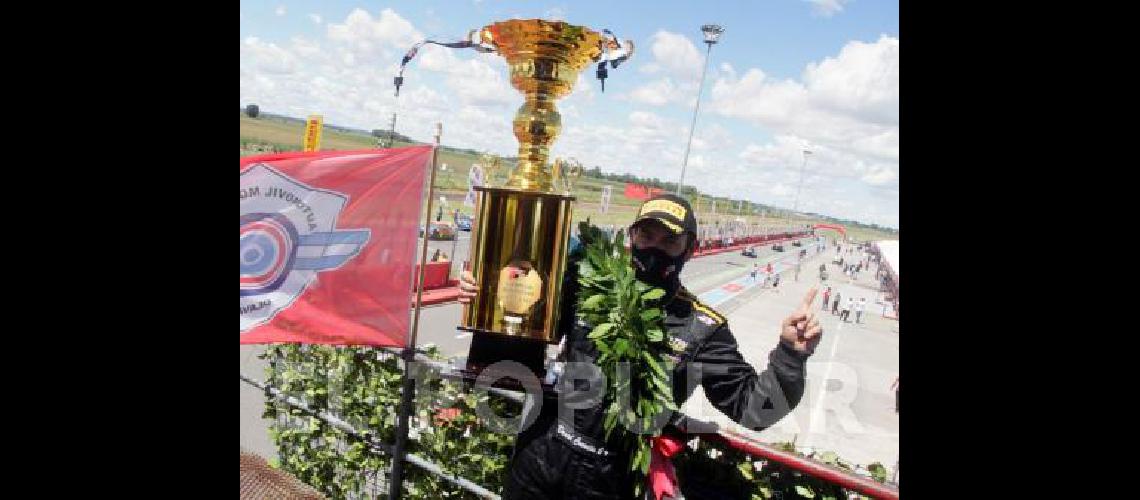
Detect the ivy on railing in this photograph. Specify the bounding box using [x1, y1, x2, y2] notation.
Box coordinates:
[673, 436, 890, 500]
[260, 344, 518, 499]
[258, 344, 892, 499]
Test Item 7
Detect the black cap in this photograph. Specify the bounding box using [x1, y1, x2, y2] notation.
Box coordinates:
[632, 193, 698, 236]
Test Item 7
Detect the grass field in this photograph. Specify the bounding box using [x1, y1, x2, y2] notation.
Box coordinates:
[240, 113, 898, 242]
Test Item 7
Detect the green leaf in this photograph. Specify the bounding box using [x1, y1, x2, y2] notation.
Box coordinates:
[581, 294, 606, 310]
[639, 442, 652, 474]
[794, 485, 815, 498]
[640, 308, 663, 323]
[738, 460, 753, 480]
[867, 462, 888, 483]
[588, 323, 615, 340]
[604, 411, 617, 436]
[642, 353, 666, 378]
[819, 451, 838, 465]
[570, 223, 685, 495]
[608, 309, 623, 324]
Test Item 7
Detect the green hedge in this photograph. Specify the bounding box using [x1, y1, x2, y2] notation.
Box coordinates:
[259, 344, 892, 499]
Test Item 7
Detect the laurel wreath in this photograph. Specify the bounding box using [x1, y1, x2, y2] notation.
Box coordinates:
[575, 221, 678, 497]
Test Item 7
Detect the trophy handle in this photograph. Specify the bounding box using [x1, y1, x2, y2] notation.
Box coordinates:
[480, 153, 503, 187]
[551, 158, 565, 193]
[562, 158, 583, 194]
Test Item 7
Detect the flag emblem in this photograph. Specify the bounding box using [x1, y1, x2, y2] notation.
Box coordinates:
[240, 163, 370, 333]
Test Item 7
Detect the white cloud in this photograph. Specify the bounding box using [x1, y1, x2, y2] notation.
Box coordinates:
[729, 127, 898, 226]
[738, 136, 807, 170]
[690, 123, 735, 152]
[719, 62, 736, 79]
[630, 110, 667, 129]
[412, 45, 514, 107]
[770, 183, 794, 197]
[327, 8, 423, 61]
[566, 71, 598, 103]
[543, 7, 566, 21]
[628, 78, 687, 106]
[860, 165, 897, 186]
[446, 56, 514, 107]
[240, 8, 898, 228]
[241, 37, 299, 75]
[289, 36, 321, 59]
[242, 10, 454, 150]
[638, 62, 662, 75]
[625, 31, 726, 107]
[645, 30, 704, 81]
[275, 5, 286, 16]
[804, 0, 851, 17]
[309, 13, 322, 25]
[709, 35, 899, 181]
[804, 35, 898, 125]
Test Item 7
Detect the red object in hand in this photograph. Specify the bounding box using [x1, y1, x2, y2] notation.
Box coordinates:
[648, 435, 686, 500]
[433, 407, 462, 425]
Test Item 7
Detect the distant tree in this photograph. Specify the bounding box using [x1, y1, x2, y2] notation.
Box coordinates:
[245, 104, 260, 118]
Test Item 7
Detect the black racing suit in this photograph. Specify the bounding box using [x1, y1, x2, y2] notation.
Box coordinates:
[502, 270, 810, 499]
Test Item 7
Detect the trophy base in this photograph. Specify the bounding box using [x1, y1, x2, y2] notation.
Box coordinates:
[460, 328, 549, 382]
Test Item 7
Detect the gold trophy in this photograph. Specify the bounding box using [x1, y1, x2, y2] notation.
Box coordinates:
[456, 19, 633, 364]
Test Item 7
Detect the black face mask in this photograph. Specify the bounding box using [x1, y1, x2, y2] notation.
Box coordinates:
[631, 245, 686, 295]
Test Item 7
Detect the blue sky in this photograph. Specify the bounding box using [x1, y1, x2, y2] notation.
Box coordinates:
[240, 1, 899, 228]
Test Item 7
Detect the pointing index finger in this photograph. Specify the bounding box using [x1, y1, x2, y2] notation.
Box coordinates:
[800, 287, 818, 310]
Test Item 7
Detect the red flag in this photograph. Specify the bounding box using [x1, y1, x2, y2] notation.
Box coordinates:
[624, 183, 666, 201]
[240, 146, 432, 347]
[624, 183, 649, 200]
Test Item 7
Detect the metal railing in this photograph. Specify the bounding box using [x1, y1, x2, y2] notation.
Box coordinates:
[707, 428, 899, 499]
[242, 370, 501, 499]
[242, 356, 898, 500]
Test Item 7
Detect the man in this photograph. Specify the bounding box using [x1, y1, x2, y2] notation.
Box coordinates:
[832, 291, 842, 315]
[890, 376, 899, 413]
[856, 297, 866, 323]
[841, 296, 854, 322]
[458, 194, 822, 499]
[821, 287, 831, 311]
